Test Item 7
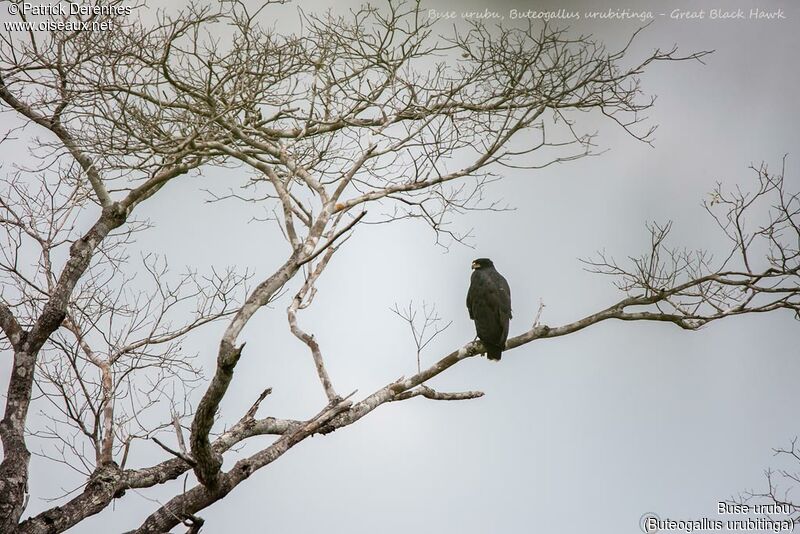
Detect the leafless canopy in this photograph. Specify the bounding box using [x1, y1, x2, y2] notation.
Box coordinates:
[0, 1, 794, 532]
[583, 159, 800, 330]
[730, 437, 800, 529]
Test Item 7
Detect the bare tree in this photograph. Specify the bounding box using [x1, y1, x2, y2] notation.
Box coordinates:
[0, 1, 795, 532]
[730, 437, 800, 530]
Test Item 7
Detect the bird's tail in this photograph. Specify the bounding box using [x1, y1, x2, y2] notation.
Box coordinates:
[486, 347, 502, 361]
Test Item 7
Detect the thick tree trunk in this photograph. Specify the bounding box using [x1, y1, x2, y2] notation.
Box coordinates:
[0, 347, 37, 532]
[0, 205, 126, 531]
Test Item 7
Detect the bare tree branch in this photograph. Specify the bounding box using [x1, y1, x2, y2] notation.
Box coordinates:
[288, 248, 339, 401]
[0, 301, 24, 350]
[393, 385, 484, 402]
[729, 438, 800, 529]
[0, 75, 112, 207]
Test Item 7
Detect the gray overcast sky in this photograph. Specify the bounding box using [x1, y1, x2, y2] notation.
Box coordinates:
[3, 0, 800, 532]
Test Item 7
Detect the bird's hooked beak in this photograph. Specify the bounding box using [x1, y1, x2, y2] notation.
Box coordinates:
[471, 261, 479, 270]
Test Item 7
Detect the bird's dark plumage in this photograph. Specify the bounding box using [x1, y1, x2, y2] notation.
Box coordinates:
[466, 258, 512, 361]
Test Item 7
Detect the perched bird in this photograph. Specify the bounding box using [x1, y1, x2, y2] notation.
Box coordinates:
[466, 258, 512, 361]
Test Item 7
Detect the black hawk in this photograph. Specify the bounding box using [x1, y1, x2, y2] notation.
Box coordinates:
[466, 258, 512, 361]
